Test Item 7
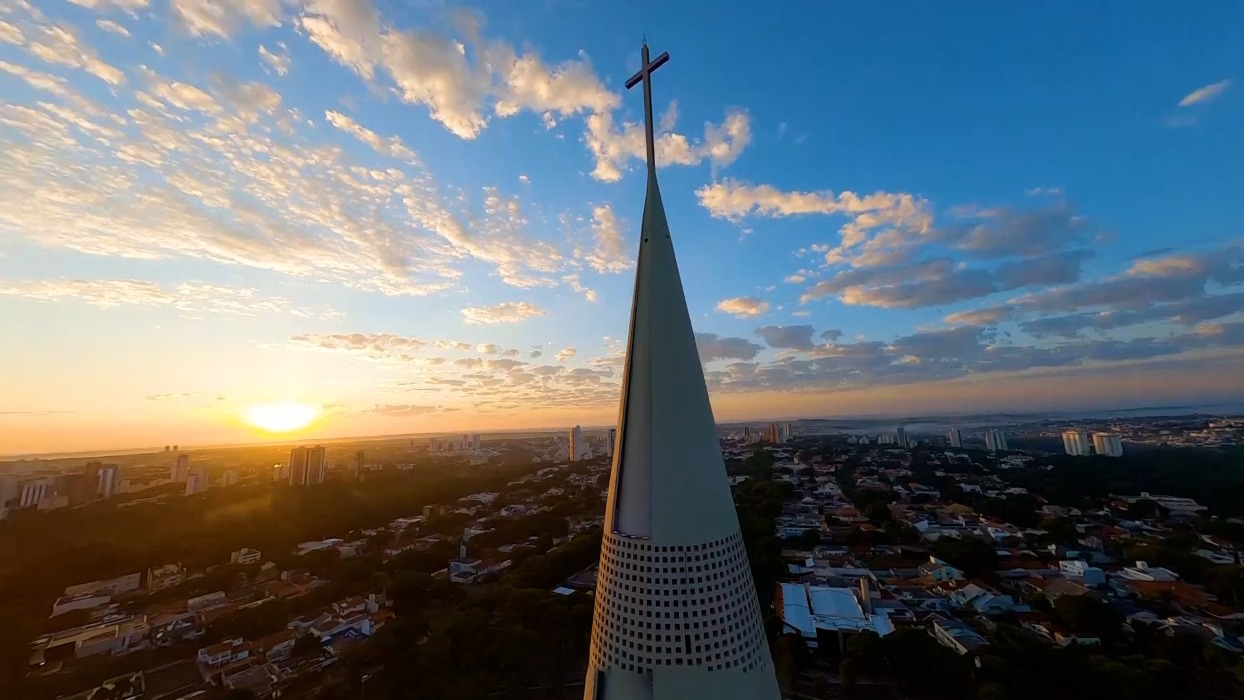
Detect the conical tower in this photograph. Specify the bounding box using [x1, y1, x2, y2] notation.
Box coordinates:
[582, 43, 781, 700]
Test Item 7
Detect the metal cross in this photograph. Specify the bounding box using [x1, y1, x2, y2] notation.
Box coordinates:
[625, 41, 669, 175]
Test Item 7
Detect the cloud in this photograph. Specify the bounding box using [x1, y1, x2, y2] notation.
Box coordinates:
[1, 278, 338, 318]
[258, 42, 290, 76]
[801, 249, 1090, 309]
[95, 19, 131, 37]
[171, 0, 281, 39]
[370, 403, 439, 416]
[933, 203, 1088, 259]
[582, 203, 629, 273]
[694, 333, 763, 363]
[716, 296, 770, 318]
[755, 325, 816, 350]
[23, 22, 125, 86]
[67, 0, 149, 8]
[325, 109, 417, 162]
[476, 343, 501, 355]
[290, 333, 426, 359]
[297, 0, 615, 140]
[461, 301, 545, 324]
[584, 102, 751, 182]
[945, 246, 1244, 328]
[555, 346, 577, 362]
[1178, 79, 1231, 107]
[529, 350, 542, 358]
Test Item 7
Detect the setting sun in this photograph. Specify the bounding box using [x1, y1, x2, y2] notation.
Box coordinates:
[245, 401, 318, 433]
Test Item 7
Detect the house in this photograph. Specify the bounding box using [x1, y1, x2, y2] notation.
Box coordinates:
[51, 591, 112, 617]
[230, 548, 263, 565]
[927, 614, 989, 655]
[1119, 561, 1180, 582]
[1059, 560, 1106, 586]
[947, 583, 1014, 615]
[257, 629, 298, 660]
[197, 637, 252, 668]
[776, 581, 896, 649]
[221, 663, 278, 698]
[146, 563, 186, 593]
[918, 556, 964, 582]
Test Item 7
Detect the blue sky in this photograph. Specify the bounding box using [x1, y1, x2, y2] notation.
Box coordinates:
[1, 0, 1242, 453]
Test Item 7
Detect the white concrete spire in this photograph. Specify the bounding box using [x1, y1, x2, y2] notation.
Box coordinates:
[583, 42, 781, 700]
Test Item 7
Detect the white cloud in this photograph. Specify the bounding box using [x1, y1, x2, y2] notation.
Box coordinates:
[298, 0, 615, 140]
[171, 0, 281, 38]
[25, 23, 125, 86]
[716, 296, 770, 318]
[555, 346, 577, 362]
[584, 103, 751, 182]
[0, 20, 22, 45]
[258, 42, 290, 76]
[1178, 79, 1231, 107]
[583, 203, 629, 273]
[325, 109, 417, 162]
[94, 19, 130, 37]
[67, 0, 149, 9]
[461, 301, 546, 324]
[0, 278, 337, 318]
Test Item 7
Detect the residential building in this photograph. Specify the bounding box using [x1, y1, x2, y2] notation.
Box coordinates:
[984, 429, 1009, 452]
[221, 470, 239, 487]
[947, 428, 962, 448]
[19, 478, 53, 507]
[147, 563, 186, 593]
[1062, 430, 1092, 456]
[582, 60, 781, 700]
[918, 556, 965, 582]
[1059, 560, 1106, 586]
[896, 425, 907, 448]
[197, 637, 252, 668]
[928, 614, 989, 655]
[171, 454, 189, 483]
[185, 468, 208, 496]
[606, 427, 617, 457]
[51, 591, 112, 617]
[64, 572, 142, 597]
[1120, 561, 1179, 581]
[230, 548, 262, 565]
[569, 425, 587, 461]
[97, 465, 120, 499]
[776, 581, 895, 648]
[1092, 433, 1124, 457]
[353, 450, 365, 478]
[288, 446, 327, 486]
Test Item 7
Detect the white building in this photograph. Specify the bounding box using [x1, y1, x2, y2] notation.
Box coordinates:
[184, 468, 208, 496]
[1062, 430, 1092, 456]
[288, 446, 326, 486]
[947, 428, 962, 448]
[777, 581, 895, 647]
[1092, 433, 1123, 457]
[984, 429, 1009, 452]
[171, 454, 189, 483]
[19, 478, 53, 508]
[583, 51, 780, 699]
[569, 425, 588, 461]
[147, 563, 186, 593]
[1119, 561, 1179, 582]
[221, 470, 239, 487]
[97, 466, 119, 499]
[230, 548, 262, 565]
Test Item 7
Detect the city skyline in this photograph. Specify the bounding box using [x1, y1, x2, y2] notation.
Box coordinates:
[3, 1, 1244, 454]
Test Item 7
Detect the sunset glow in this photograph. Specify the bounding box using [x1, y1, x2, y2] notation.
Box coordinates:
[244, 402, 318, 434]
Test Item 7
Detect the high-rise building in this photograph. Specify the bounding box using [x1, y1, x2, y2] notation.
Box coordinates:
[288, 446, 327, 486]
[984, 429, 1009, 452]
[583, 42, 779, 700]
[947, 428, 962, 448]
[97, 465, 119, 499]
[896, 425, 907, 448]
[353, 450, 365, 479]
[222, 470, 239, 487]
[171, 454, 189, 483]
[473, 433, 482, 450]
[184, 468, 208, 496]
[1062, 430, 1092, 456]
[606, 428, 617, 457]
[19, 479, 53, 508]
[1092, 433, 1124, 457]
[569, 425, 587, 461]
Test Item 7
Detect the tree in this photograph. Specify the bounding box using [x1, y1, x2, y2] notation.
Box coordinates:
[840, 658, 859, 699]
[864, 501, 893, 522]
[1053, 595, 1122, 642]
[292, 633, 322, 658]
[797, 528, 822, 549]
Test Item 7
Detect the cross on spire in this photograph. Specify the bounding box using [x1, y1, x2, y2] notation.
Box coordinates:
[625, 41, 669, 175]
